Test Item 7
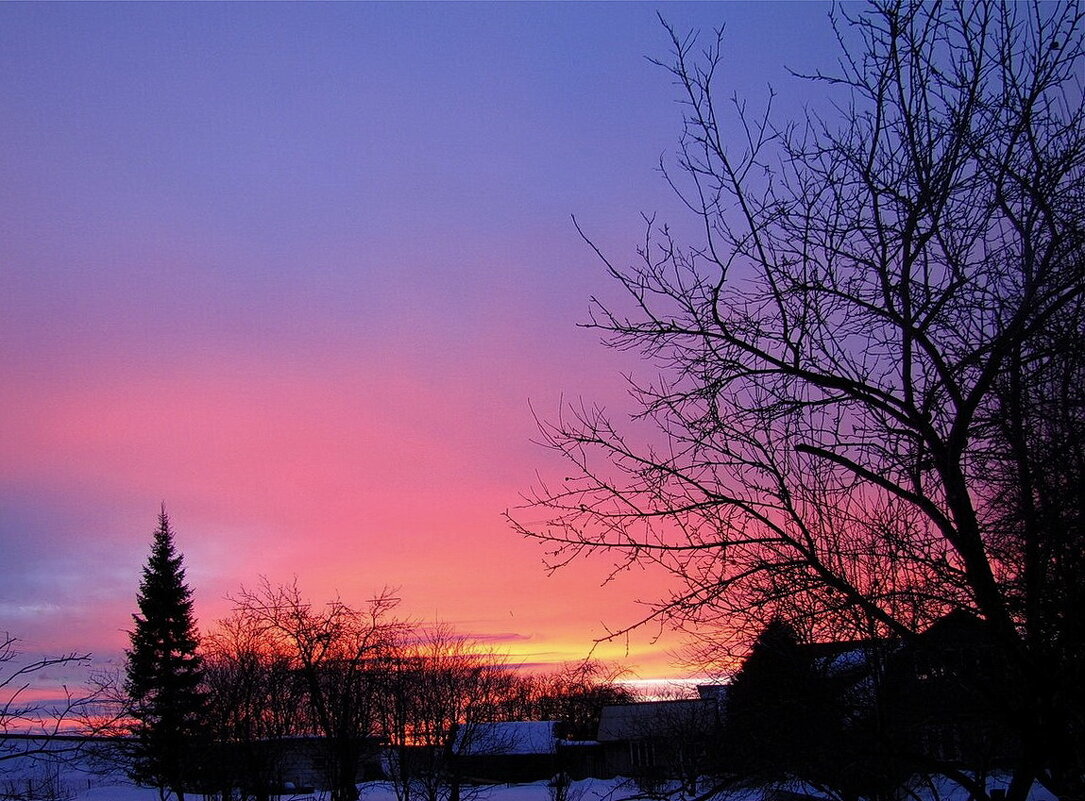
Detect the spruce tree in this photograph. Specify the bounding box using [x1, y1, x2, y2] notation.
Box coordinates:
[125, 507, 206, 800]
[724, 619, 830, 782]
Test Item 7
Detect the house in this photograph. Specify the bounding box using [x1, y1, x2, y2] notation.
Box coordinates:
[201, 735, 385, 797]
[881, 610, 1017, 766]
[695, 683, 728, 705]
[596, 698, 721, 780]
[452, 720, 569, 783]
[788, 611, 1018, 772]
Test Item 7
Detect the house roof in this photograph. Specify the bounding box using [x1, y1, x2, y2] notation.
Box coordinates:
[696, 684, 728, 703]
[596, 699, 718, 741]
[455, 721, 559, 756]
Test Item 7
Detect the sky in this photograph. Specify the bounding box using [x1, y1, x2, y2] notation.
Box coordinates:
[1, 2, 840, 681]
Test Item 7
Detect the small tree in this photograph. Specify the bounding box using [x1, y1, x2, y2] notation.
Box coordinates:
[529, 661, 634, 741]
[231, 579, 401, 801]
[125, 507, 206, 801]
[383, 624, 515, 801]
[724, 620, 823, 783]
[201, 610, 309, 801]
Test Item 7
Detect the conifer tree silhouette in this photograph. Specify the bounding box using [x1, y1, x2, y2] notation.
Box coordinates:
[125, 506, 206, 800]
[725, 619, 826, 781]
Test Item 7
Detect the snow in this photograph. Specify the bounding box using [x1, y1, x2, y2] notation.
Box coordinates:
[457, 720, 559, 755]
[69, 785, 156, 801]
[0, 749, 1062, 801]
[906, 775, 1057, 801]
[59, 778, 624, 801]
[49, 775, 1063, 801]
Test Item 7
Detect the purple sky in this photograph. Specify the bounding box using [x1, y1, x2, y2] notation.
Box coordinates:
[1, 2, 838, 679]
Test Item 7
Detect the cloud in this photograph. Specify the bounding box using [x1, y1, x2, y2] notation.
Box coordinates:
[0, 601, 63, 619]
[468, 631, 534, 644]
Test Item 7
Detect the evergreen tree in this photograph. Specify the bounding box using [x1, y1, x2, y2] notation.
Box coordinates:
[724, 620, 905, 798]
[125, 507, 206, 800]
[724, 619, 830, 782]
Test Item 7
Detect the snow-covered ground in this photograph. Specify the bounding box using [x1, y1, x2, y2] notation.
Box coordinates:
[16, 772, 632, 801]
[56, 776, 1058, 801]
[1, 755, 1061, 801]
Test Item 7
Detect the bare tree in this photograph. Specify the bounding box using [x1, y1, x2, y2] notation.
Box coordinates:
[201, 610, 310, 801]
[528, 661, 634, 742]
[231, 580, 402, 801]
[0, 632, 113, 800]
[382, 624, 517, 801]
[510, 2, 1084, 798]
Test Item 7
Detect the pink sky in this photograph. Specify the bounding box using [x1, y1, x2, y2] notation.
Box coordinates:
[0, 2, 838, 680]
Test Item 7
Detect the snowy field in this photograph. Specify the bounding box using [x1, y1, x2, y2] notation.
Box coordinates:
[6, 769, 632, 801]
[58, 776, 1060, 801]
[0, 754, 1060, 801]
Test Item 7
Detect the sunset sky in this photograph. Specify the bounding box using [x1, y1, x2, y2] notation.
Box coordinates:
[1, 2, 838, 680]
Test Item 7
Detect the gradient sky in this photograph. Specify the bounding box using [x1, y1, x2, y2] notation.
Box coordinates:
[1, 2, 839, 681]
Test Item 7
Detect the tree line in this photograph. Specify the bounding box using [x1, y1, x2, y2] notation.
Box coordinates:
[122, 509, 634, 801]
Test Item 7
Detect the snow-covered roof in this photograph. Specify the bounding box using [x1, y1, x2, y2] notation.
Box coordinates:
[823, 646, 870, 673]
[455, 721, 559, 756]
[596, 699, 718, 741]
